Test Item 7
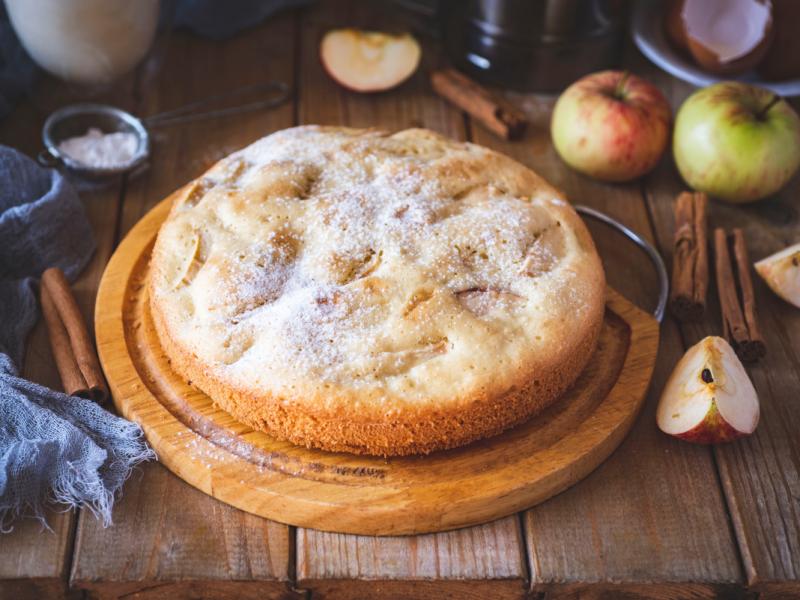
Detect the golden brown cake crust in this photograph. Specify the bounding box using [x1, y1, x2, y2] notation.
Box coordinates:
[149, 126, 606, 456]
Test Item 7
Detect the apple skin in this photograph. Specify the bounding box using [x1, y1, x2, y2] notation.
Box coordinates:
[551, 70, 671, 182]
[673, 82, 800, 204]
[657, 336, 759, 444]
[672, 400, 746, 444]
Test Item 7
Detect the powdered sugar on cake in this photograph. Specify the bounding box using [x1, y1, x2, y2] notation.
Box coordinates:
[149, 126, 604, 404]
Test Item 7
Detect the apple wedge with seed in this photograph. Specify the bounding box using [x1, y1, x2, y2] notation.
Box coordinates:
[754, 242, 800, 309]
[657, 336, 759, 444]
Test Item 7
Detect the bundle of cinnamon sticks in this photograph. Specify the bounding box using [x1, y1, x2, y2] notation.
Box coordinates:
[40, 267, 108, 403]
[668, 191, 766, 361]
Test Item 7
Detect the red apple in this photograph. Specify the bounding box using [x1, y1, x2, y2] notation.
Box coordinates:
[657, 336, 759, 444]
[551, 71, 671, 182]
[320, 29, 421, 93]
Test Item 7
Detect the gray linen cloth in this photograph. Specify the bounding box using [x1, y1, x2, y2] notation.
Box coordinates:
[0, 145, 154, 530]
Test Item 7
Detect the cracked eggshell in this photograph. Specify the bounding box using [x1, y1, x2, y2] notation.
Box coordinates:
[682, 0, 774, 76]
[664, 0, 688, 52]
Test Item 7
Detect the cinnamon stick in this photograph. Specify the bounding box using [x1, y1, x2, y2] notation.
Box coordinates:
[40, 267, 108, 403]
[40, 288, 87, 398]
[669, 191, 708, 321]
[430, 68, 527, 140]
[731, 228, 766, 360]
[714, 228, 766, 362]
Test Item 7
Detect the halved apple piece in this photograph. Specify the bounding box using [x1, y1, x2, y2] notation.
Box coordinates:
[755, 243, 800, 308]
[657, 336, 759, 444]
[320, 29, 421, 93]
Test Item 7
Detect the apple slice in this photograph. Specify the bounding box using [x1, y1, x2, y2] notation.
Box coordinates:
[320, 29, 421, 93]
[754, 243, 800, 308]
[657, 336, 759, 443]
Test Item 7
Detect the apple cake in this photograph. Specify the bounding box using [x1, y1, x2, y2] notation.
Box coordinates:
[149, 126, 606, 456]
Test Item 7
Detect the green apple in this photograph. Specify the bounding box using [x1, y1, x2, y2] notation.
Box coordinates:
[673, 82, 800, 203]
[551, 71, 671, 182]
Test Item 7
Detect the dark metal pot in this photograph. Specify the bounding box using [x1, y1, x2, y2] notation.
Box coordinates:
[440, 0, 625, 92]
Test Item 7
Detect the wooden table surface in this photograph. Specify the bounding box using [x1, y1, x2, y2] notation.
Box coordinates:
[2, 2, 799, 598]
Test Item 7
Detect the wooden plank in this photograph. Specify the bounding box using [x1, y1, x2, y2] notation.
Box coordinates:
[0, 322, 77, 600]
[294, 1, 526, 597]
[542, 584, 756, 599]
[0, 65, 134, 599]
[298, 518, 526, 600]
[469, 79, 744, 591]
[641, 65, 800, 592]
[69, 15, 299, 600]
[758, 588, 800, 600]
[71, 465, 295, 600]
[0, 514, 76, 600]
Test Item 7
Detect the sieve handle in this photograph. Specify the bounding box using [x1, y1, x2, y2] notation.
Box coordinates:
[575, 205, 668, 323]
[143, 81, 291, 128]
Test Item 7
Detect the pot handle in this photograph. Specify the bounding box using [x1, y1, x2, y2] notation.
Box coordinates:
[575, 205, 668, 323]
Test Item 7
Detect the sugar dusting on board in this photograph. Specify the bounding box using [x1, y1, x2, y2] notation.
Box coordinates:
[177, 423, 327, 478]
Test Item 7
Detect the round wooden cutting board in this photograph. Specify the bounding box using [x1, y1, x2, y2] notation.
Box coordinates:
[96, 190, 660, 536]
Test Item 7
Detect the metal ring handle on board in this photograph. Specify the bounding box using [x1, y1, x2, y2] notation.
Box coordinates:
[575, 205, 669, 323]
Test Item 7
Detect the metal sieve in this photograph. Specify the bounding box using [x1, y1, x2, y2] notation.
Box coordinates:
[40, 81, 290, 179]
